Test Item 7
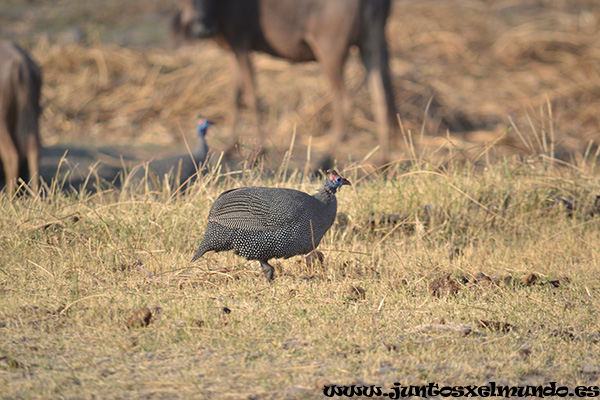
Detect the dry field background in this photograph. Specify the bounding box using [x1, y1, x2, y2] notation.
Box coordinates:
[1, 0, 600, 170]
[1, 0, 600, 399]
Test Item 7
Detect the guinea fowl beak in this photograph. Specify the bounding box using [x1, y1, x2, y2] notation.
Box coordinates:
[326, 169, 351, 187]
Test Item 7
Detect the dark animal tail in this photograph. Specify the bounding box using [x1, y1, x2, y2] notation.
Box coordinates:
[360, 0, 391, 33]
[358, 0, 392, 78]
[358, 0, 396, 151]
[170, 10, 186, 43]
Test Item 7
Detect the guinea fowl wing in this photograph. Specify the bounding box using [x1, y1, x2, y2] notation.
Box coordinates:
[207, 187, 312, 232]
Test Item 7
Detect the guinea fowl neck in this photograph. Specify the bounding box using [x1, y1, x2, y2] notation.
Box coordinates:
[196, 135, 207, 152]
[314, 181, 338, 203]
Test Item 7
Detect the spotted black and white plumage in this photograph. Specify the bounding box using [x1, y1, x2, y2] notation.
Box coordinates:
[191, 170, 351, 280]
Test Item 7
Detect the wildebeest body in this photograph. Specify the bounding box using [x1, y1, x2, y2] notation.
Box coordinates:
[0, 40, 42, 192]
[173, 0, 396, 164]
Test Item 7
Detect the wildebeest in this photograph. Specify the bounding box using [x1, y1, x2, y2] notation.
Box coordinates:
[172, 0, 397, 165]
[0, 40, 42, 192]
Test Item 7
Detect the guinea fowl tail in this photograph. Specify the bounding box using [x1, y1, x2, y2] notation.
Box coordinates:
[191, 242, 209, 262]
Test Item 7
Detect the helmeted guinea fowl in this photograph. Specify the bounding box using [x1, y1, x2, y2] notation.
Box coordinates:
[191, 169, 351, 280]
[132, 117, 213, 186]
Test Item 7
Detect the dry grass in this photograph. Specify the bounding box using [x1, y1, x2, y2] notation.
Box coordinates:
[1, 0, 600, 398]
[1, 152, 600, 399]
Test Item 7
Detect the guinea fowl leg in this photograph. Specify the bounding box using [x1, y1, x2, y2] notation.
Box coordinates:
[259, 260, 274, 281]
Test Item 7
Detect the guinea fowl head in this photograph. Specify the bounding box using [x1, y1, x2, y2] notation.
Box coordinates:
[325, 169, 351, 193]
[197, 117, 214, 137]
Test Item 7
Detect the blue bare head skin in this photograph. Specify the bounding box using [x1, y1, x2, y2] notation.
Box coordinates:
[326, 169, 351, 192]
[197, 117, 214, 137]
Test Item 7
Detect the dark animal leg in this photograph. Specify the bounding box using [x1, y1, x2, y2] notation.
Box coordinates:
[0, 122, 19, 192]
[226, 50, 264, 157]
[306, 39, 351, 171]
[224, 53, 243, 157]
[359, 19, 397, 163]
[259, 260, 274, 281]
[26, 132, 39, 191]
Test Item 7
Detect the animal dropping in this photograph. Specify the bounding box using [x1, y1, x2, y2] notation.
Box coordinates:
[521, 273, 538, 286]
[191, 169, 351, 280]
[429, 273, 459, 298]
[347, 285, 366, 301]
[126, 307, 152, 329]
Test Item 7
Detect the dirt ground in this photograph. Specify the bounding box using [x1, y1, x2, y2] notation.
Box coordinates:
[2, 0, 600, 173]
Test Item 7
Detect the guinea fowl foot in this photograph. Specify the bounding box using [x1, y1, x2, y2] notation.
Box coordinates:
[260, 260, 275, 281]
